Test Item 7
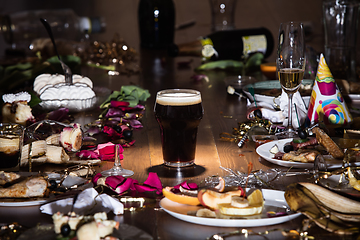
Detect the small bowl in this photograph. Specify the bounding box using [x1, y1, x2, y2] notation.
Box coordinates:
[260, 62, 277, 79]
[224, 75, 257, 92]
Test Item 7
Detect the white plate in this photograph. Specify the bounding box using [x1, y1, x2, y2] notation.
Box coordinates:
[0, 198, 48, 207]
[243, 80, 313, 105]
[159, 189, 301, 227]
[256, 139, 354, 169]
[17, 223, 153, 240]
[243, 80, 360, 107]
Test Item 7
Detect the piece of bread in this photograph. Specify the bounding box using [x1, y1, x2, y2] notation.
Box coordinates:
[312, 127, 344, 159]
[282, 149, 320, 163]
[0, 176, 48, 198]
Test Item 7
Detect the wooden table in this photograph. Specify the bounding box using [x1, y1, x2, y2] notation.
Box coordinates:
[0, 49, 356, 240]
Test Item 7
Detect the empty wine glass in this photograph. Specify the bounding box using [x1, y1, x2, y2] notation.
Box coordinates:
[276, 22, 305, 138]
[101, 144, 134, 177]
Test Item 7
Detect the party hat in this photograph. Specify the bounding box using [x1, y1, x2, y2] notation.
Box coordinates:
[306, 53, 352, 127]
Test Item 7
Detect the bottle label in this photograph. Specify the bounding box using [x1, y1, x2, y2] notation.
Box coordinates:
[200, 38, 218, 59]
[242, 35, 267, 57]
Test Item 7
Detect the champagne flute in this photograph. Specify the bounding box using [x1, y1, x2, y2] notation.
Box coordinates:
[276, 22, 305, 137]
[101, 144, 134, 177]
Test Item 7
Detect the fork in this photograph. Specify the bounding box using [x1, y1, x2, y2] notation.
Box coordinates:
[40, 18, 73, 84]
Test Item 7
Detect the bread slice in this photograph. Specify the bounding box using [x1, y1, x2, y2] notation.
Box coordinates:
[312, 127, 344, 159]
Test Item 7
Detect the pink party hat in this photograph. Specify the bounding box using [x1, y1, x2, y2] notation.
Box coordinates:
[306, 53, 352, 127]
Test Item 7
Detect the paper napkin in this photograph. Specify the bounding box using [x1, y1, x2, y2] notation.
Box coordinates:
[40, 188, 124, 215]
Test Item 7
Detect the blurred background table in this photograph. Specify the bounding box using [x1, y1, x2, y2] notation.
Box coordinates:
[0, 51, 347, 240]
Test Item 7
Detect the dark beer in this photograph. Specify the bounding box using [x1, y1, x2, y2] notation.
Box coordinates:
[155, 90, 203, 167]
[0, 123, 22, 171]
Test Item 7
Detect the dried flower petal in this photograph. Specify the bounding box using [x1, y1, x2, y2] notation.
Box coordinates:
[141, 172, 163, 194]
[86, 126, 101, 136]
[172, 181, 198, 193]
[46, 107, 70, 121]
[267, 211, 287, 218]
[191, 74, 209, 82]
[103, 126, 122, 138]
[94, 142, 124, 160]
[110, 101, 130, 108]
[92, 172, 163, 196]
[105, 108, 124, 118]
[92, 173, 102, 184]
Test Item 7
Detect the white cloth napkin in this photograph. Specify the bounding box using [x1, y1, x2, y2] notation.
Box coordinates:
[247, 100, 285, 123]
[40, 188, 124, 215]
[279, 89, 307, 128]
[246, 89, 307, 128]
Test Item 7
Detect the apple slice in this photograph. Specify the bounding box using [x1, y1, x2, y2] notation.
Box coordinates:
[197, 188, 244, 210]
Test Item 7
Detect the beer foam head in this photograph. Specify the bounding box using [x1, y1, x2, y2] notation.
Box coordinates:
[156, 90, 201, 106]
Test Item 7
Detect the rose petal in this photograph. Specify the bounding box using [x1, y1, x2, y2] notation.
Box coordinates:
[174, 181, 198, 191]
[98, 144, 115, 156]
[95, 142, 125, 160]
[103, 126, 122, 138]
[267, 211, 288, 218]
[128, 119, 143, 128]
[105, 175, 126, 189]
[143, 172, 163, 194]
[134, 184, 159, 193]
[122, 140, 136, 148]
[92, 173, 102, 185]
[111, 101, 130, 108]
[86, 126, 101, 136]
[105, 108, 125, 118]
[46, 108, 70, 121]
[115, 178, 139, 195]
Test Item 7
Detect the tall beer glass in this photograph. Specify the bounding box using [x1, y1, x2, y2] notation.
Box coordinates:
[154, 89, 203, 167]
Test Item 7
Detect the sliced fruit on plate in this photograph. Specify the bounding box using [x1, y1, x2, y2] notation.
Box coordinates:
[197, 188, 244, 210]
[162, 187, 200, 206]
[247, 189, 264, 206]
[218, 189, 264, 216]
[218, 203, 264, 216]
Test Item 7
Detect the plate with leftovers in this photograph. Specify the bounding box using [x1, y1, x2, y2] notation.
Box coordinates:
[316, 167, 360, 199]
[256, 138, 348, 169]
[160, 189, 301, 227]
[242, 79, 314, 104]
[0, 198, 48, 207]
[16, 223, 153, 240]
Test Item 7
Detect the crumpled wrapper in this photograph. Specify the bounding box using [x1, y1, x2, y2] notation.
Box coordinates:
[40, 188, 124, 215]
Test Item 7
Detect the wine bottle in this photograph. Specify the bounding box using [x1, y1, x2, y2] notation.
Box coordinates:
[168, 27, 274, 60]
[138, 0, 175, 49]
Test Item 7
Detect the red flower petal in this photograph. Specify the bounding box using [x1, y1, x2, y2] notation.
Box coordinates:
[105, 108, 124, 118]
[134, 184, 159, 193]
[174, 181, 198, 190]
[92, 173, 102, 184]
[103, 126, 122, 138]
[110, 101, 130, 108]
[143, 172, 163, 194]
[115, 178, 139, 195]
[105, 175, 126, 189]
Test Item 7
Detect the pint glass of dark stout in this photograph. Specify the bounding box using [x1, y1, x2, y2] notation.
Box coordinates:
[154, 89, 203, 167]
[0, 123, 23, 171]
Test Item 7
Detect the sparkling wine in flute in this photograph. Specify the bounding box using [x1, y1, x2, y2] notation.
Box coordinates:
[279, 68, 304, 94]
